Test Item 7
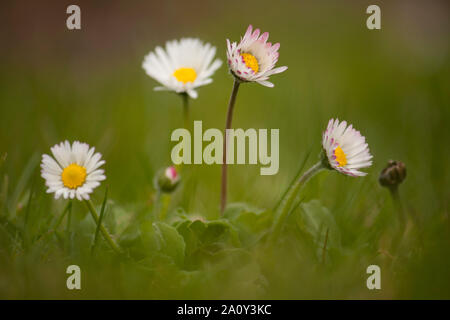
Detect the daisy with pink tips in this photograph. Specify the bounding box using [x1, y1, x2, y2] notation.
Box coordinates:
[226, 24, 288, 87]
[322, 119, 373, 177]
[221, 24, 288, 214]
[271, 119, 373, 241]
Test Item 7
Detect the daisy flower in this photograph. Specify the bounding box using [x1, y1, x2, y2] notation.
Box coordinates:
[322, 119, 373, 176]
[226, 24, 288, 87]
[41, 141, 106, 201]
[271, 119, 373, 241]
[220, 25, 287, 213]
[142, 38, 222, 99]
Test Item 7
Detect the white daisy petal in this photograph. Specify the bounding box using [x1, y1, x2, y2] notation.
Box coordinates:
[85, 153, 103, 173]
[187, 89, 198, 99]
[257, 80, 274, 88]
[153, 86, 170, 91]
[41, 154, 63, 173]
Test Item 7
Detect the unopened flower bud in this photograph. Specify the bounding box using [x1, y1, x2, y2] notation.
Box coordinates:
[154, 166, 180, 193]
[379, 160, 406, 188]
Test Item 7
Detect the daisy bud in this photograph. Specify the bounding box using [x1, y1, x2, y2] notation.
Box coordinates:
[379, 160, 406, 188]
[155, 166, 180, 193]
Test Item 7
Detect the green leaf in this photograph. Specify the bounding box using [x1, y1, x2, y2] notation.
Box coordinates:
[292, 199, 341, 260]
[223, 202, 265, 220]
[118, 223, 141, 248]
[190, 220, 236, 245]
[126, 221, 186, 267]
[224, 202, 271, 247]
[103, 200, 132, 235]
[174, 217, 240, 268]
[152, 221, 186, 267]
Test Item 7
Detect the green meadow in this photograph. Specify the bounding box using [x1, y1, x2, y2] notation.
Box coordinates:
[0, 1, 448, 299]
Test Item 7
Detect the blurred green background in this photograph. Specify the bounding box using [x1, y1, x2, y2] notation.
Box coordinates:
[0, 0, 449, 299]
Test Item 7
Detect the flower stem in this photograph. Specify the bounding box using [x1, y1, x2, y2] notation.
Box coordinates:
[389, 185, 405, 224]
[176, 93, 190, 174]
[159, 194, 171, 221]
[152, 189, 162, 219]
[181, 93, 189, 130]
[65, 201, 72, 253]
[270, 161, 324, 241]
[220, 79, 241, 214]
[85, 199, 121, 255]
[389, 185, 408, 253]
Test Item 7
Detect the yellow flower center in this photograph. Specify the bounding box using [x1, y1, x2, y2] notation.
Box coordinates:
[240, 53, 259, 73]
[61, 163, 87, 189]
[334, 146, 347, 167]
[173, 67, 197, 84]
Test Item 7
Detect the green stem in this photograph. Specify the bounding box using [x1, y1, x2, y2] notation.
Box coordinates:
[65, 201, 72, 253]
[159, 194, 171, 221]
[389, 185, 408, 254]
[181, 93, 189, 130]
[176, 93, 190, 175]
[389, 186, 405, 224]
[152, 189, 162, 220]
[66, 201, 72, 233]
[85, 199, 121, 255]
[270, 161, 324, 241]
[220, 79, 241, 214]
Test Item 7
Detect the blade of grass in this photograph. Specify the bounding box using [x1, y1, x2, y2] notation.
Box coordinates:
[85, 198, 121, 255]
[273, 148, 312, 212]
[290, 195, 306, 216]
[0, 152, 7, 168]
[23, 174, 36, 228]
[0, 214, 22, 241]
[322, 228, 329, 265]
[91, 187, 108, 256]
[22, 176, 35, 250]
[34, 201, 72, 245]
[0, 174, 8, 217]
[54, 201, 72, 230]
[8, 153, 39, 216]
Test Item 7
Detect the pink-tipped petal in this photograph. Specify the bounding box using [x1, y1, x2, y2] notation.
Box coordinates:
[251, 28, 260, 40]
[259, 32, 269, 43]
[271, 43, 280, 52]
[244, 25, 253, 39]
